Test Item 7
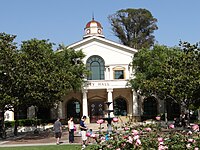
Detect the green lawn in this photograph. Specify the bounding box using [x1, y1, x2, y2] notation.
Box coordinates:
[0, 145, 88, 150]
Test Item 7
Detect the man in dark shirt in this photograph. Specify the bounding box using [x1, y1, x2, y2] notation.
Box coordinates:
[80, 116, 88, 149]
[54, 118, 62, 145]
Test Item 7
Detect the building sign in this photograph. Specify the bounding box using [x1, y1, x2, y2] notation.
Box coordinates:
[87, 82, 109, 87]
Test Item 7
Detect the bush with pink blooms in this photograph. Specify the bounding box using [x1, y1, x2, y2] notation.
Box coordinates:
[87, 121, 200, 150]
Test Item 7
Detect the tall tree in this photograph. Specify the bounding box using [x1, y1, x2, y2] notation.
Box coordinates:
[108, 8, 158, 49]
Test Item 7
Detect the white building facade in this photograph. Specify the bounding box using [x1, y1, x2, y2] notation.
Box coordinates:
[57, 18, 142, 123]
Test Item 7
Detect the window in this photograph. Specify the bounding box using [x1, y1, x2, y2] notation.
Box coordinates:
[86, 55, 105, 80]
[113, 67, 125, 79]
[114, 70, 124, 79]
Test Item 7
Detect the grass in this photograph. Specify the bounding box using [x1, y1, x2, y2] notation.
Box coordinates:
[0, 145, 85, 150]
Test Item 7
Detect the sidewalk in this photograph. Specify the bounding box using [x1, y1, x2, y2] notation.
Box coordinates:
[0, 131, 82, 147]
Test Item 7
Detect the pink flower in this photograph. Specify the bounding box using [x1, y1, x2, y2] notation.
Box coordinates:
[156, 116, 161, 121]
[186, 143, 191, 149]
[194, 147, 199, 150]
[133, 135, 140, 140]
[188, 138, 196, 143]
[124, 127, 130, 131]
[113, 117, 119, 122]
[145, 127, 151, 132]
[169, 124, 174, 129]
[132, 129, 139, 135]
[86, 132, 91, 137]
[135, 139, 141, 146]
[158, 145, 168, 150]
[192, 124, 199, 131]
[90, 133, 96, 139]
[127, 136, 133, 143]
[187, 131, 192, 135]
[100, 136, 105, 140]
[97, 119, 104, 124]
[158, 137, 164, 142]
[116, 148, 121, 150]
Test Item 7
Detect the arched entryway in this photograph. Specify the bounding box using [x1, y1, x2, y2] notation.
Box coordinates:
[143, 97, 158, 120]
[114, 97, 127, 116]
[89, 100, 105, 123]
[166, 99, 180, 120]
[66, 98, 81, 123]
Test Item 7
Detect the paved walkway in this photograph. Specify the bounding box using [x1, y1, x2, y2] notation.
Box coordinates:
[0, 131, 82, 147]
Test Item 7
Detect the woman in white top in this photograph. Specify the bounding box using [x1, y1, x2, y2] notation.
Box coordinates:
[68, 116, 75, 143]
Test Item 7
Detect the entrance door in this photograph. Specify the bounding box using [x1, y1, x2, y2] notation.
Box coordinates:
[89, 101, 104, 123]
[67, 99, 81, 123]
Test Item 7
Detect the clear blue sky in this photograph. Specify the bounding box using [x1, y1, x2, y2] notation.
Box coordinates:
[1, 0, 200, 49]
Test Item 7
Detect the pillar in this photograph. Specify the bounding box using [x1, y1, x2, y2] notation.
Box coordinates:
[58, 102, 63, 119]
[82, 89, 88, 117]
[132, 89, 139, 116]
[107, 88, 114, 116]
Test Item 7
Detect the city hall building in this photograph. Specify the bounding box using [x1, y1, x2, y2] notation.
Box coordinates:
[4, 18, 180, 123]
[58, 18, 140, 123]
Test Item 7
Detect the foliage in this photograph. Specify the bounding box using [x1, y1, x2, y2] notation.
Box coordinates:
[130, 43, 200, 110]
[0, 33, 19, 111]
[108, 8, 158, 49]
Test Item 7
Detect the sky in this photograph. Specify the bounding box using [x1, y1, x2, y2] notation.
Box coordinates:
[1, 0, 200, 49]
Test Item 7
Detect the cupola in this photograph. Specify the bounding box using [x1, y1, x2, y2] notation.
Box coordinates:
[83, 17, 105, 39]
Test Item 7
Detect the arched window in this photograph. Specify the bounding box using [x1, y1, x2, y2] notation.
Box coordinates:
[143, 97, 157, 119]
[67, 99, 81, 123]
[114, 97, 127, 116]
[86, 55, 105, 80]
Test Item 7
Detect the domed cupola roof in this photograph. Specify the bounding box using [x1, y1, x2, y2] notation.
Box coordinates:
[85, 19, 102, 28]
[83, 17, 105, 39]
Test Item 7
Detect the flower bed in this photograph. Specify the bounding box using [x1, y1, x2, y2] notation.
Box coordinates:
[87, 119, 200, 150]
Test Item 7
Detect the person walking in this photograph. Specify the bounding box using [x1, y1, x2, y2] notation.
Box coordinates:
[68, 116, 75, 143]
[54, 118, 62, 145]
[80, 116, 88, 149]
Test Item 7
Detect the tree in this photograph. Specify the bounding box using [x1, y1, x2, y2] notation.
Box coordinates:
[108, 8, 158, 49]
[0, 35, 88, 136]
[0, 33, 19, 138]
[130, 42, 200, 116]
[163, 42, 200, 110]
[16, 39, 88, 114]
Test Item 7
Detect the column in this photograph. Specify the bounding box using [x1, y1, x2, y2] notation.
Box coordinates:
[132, 89, 139, 116]
[58, 102, 63, 118]
[105, 66, 107, 80]
[107, 88, 113, 116]
[82, 89, 88, 117]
